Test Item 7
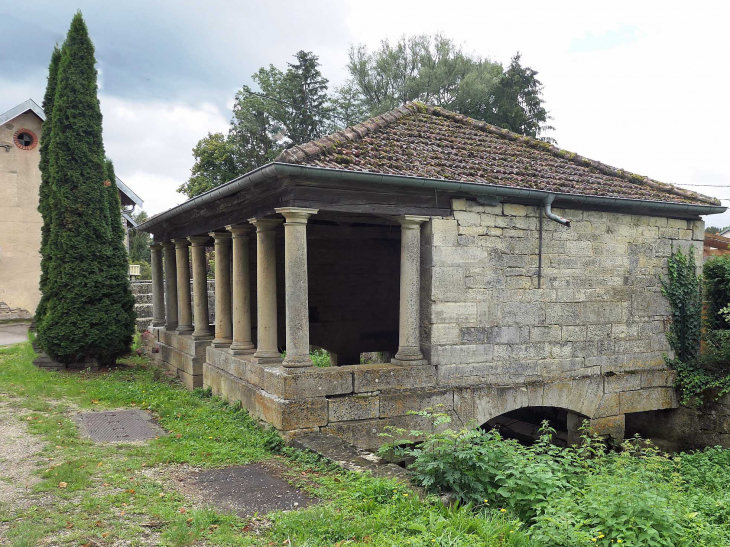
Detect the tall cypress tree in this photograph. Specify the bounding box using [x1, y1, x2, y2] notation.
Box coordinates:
[102, 158, 136, 356]
[35, 44, 62, 323]
[37, 12, 132, 365]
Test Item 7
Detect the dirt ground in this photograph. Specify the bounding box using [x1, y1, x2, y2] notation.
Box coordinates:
[0, 403, 45, 509]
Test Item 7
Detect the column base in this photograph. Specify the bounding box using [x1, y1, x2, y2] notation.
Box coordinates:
[166, 322, 179, 331]
[176, 325, 194, 335]
[253, 349, 283, 364]
[391, 358, 429, 367]
[393, 347, 426, 365]
[151, 320, 166, 328]
[229, 342, 255, 355]
[212, 338, 233, 348]
[192, 332, 214, 341]
[282, 355, 313, 369]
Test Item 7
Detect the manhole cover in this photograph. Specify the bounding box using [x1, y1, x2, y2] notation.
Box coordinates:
[78, 409, 164, 442]
[188, 462, 317, 517]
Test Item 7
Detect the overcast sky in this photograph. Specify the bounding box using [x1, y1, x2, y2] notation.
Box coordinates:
[3, 1, 730, 227]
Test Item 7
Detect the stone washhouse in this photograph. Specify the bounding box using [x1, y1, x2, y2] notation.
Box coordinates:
[138, 103, 725, 449]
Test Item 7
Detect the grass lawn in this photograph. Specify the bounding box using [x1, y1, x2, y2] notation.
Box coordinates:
[0, 341, 527, 547]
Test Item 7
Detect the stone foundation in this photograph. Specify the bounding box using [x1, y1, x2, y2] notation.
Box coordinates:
[151, 327, 212, 389]
[195, 342, 677, 450]
[627, 392, 730, 450]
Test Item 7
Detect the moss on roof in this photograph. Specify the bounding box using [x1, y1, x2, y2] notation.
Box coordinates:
[276, 102, 718, 206]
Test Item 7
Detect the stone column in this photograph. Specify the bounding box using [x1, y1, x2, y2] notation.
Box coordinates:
[150, 243, 166, 327]
[210, 231, 233, 348]
[188, 236, 213, 339]
[249, 218, 283, 363]
[226, 224, 255, 355]
[162, 241, 178, 331]
[275, 208, 318, 369]
[393, 216, 429, 365]
[173, 239, 193, 334]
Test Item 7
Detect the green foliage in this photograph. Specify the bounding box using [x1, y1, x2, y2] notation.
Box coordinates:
[381, 412, 730, 546]
[183, 38, 555, 198]
[36, 12, 133, 365]
[661, 249, 730, 403]
[35, 44, 62, 322]
[348, 36, 553, 140]
[491, 53, 555, 142]
[131, 259, 151, 280]
[179, 51, 331, 199]
[176, 132, 240, 198]
[660, 246, 702, 362]
[128, 209, 151, 263]
[703, 255, 730, 331]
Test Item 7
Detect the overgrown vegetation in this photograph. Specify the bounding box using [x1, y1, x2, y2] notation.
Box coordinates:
[661, 247, 730, 404]
[381, 411, 730, 546]
[0, 342, 529, 546]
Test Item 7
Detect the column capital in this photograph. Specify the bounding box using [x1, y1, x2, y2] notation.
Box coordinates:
[226, 224, 255, 237]
[275, 207, 319, 224]
[161, 240, 176, 250]
[172, 238, 190, 249]
[397, 215, 430, 229]
[209, 231, 232, 241]
[150, 242, 164, 251]
[249, 218, 283, 232]
[187, 236, 209, 247]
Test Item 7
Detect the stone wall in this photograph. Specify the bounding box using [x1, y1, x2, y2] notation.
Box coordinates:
[627, 393, 730, 450]
[422, 199, 703, 386]
[132, 280, 215, 332]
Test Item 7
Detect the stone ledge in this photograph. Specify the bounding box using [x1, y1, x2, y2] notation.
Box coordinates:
[204, 363, 327, 430]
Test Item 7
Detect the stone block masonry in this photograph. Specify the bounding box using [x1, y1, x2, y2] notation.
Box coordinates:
[151, 199, 700, 450]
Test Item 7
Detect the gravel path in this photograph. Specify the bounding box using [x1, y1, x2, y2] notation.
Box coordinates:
[0, 403, 45, 509]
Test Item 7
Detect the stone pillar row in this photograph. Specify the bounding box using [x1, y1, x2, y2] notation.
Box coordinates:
[148, 209, 428, 370]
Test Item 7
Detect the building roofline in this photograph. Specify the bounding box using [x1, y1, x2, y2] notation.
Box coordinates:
[122, 211, 137, 227]
[137, 162, 727, 234]
[115, 176, 143, 208]
[0, 99, 45, 126]
[277, 101, 720, 207]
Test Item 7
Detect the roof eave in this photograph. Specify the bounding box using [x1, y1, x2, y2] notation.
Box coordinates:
[115, 176, 143, 208]
[0, 99, 45, 126]
[137, 163, 726, 234]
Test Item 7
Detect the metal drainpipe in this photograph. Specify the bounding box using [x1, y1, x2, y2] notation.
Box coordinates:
[538, 194, 571, 289]
[543, 194, 571, 227]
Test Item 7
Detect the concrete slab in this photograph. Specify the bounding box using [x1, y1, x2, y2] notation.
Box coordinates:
[0, 322, 30, 346]
[188, 462, 316, 517]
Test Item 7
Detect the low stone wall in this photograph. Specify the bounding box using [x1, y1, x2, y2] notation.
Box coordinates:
[200, 343, 677, 450]
[627, 393, 730, 450]
[132, 280, 215, 332]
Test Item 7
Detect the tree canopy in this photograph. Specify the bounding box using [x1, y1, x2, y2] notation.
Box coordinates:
[180, 36, 554, 199]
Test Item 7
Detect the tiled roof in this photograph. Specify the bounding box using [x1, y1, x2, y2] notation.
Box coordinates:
[276, 102, 718, 206]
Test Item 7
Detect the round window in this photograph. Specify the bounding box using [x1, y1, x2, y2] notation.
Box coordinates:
[13, 128, 38, 150]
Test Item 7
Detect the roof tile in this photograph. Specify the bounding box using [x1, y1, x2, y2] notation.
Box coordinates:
[275, 102, 717, 206]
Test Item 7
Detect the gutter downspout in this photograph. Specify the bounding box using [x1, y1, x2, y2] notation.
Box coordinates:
[543, 194, 571, 227]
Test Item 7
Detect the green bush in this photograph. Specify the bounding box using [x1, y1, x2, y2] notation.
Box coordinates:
[704, 255, 730, 330]
[381, 413, 730, 546]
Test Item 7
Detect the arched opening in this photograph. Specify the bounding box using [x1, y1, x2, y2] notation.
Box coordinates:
[482, 406, 588, 447]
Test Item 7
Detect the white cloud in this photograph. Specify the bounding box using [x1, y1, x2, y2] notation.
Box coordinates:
[100, 95, 229, 215]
